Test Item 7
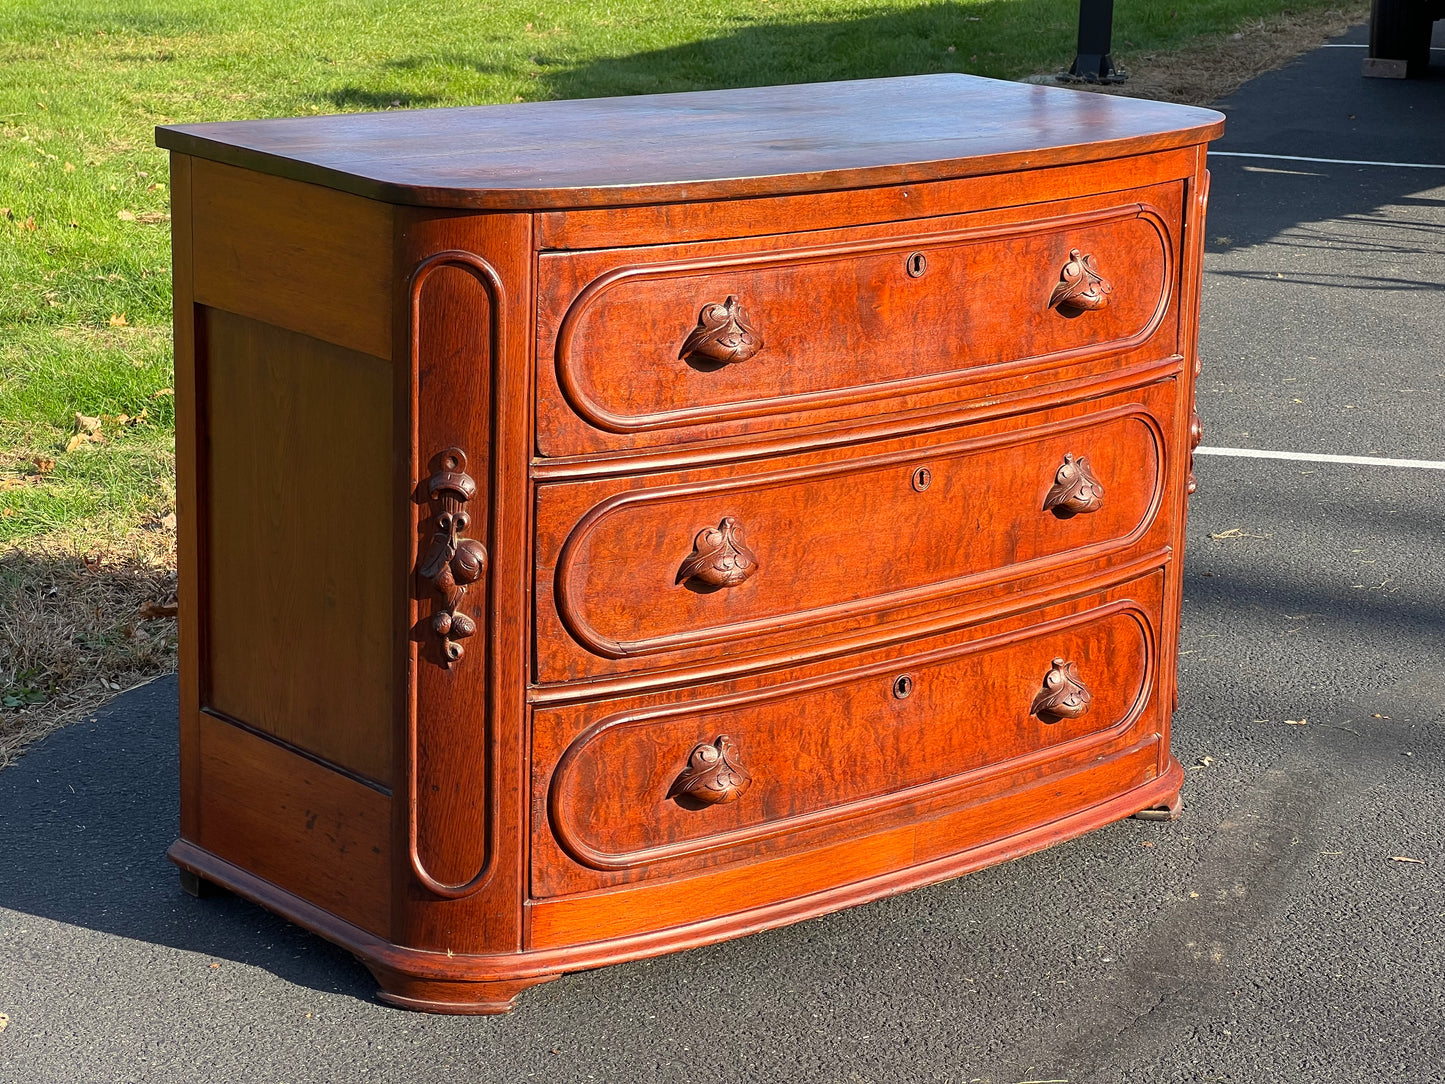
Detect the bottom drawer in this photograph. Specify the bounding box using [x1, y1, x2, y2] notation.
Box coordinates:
[530, 569, 1166, 900]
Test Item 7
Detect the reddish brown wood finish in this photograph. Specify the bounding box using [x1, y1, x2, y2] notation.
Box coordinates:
[534, 379, 1174, 684]
[533, 573, 1162, 897]
[155, 75, 1223, 210]
[536, 184, 1182, 456]
[162, 77, 1218, 1014]
[536, 147, 1201, 250]
[202, 308, 395, 785]
[183, 713, 392, 935]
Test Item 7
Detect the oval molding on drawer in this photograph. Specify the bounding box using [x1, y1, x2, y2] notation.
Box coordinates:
[550, 203, 1174, 435]
[544, 595, 1156, 873]
[549, 403, 1165, 663]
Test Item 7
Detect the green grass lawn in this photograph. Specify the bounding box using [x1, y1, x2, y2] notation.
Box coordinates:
[0, 0, 1354, 547]
[0, 0, 1355, 748]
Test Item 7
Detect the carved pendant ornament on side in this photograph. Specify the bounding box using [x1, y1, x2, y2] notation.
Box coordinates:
[680, 294, 763, 365]
[417, 448, 488, 667]
[1049, 248, 1112, 316]
[1044, 452, 1105, 516]
[1031, 658, 1092, 722]
[677, 516, 760, 588]
[668, 735, 753, 806]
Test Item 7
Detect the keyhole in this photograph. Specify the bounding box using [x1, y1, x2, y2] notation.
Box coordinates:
[893, 674, 914, 699]
[911, 466, 932, 492]
[906, 252, 927, 278]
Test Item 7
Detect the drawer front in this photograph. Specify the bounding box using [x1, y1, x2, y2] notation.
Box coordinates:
[536, 182, 1182, 456]
[535, 379, 1174, 684]
[531, 572, 1163, 897]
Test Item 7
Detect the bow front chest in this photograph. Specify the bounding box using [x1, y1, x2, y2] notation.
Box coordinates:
[157, 74, 1222, 1013]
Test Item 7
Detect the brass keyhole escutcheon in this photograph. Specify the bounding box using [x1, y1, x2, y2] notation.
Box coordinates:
[911, 466, 932, 492]
[893, 674, 915, 699]
[906, 251, 928, 278]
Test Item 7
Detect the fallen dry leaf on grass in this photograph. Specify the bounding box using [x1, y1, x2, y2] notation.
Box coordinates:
[32, 456, 56, 474]
[108, 313, 128, 327]
[138, 597, 179, 620]
[66, 412, 108, 452]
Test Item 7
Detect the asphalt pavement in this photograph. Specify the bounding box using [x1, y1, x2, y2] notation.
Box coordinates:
[3, 24, 1444, 1084]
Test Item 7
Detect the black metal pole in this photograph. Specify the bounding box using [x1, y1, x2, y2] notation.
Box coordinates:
[1069, 0, 1125, 83]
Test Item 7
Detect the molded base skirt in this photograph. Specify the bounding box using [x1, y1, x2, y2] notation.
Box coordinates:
[169, 755, 1184, 1014]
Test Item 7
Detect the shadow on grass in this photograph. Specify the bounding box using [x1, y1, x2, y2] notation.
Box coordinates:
[322, 85, 442, 111]
[536, 1, 1056, 99]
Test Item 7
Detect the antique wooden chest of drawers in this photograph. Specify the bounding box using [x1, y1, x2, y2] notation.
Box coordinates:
[156, 74, 1222, 1013]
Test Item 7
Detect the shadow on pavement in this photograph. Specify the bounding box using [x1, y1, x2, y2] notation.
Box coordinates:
[0, 675, 376, 1001]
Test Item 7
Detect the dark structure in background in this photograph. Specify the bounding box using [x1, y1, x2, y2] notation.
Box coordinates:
[1364, 0, 1442, 76]
[1069, 0, 1126, 83]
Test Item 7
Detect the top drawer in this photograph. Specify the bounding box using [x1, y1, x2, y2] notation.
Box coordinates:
[536, 181, 1183, 458]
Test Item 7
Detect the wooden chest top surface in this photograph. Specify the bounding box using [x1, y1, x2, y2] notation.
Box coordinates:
[155, 74, 1223, 209]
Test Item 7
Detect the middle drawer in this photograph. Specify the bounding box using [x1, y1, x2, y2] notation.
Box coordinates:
[534, 377, 1178, 685]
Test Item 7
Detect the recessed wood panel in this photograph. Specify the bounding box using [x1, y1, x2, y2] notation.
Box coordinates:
[531, 572, 1160, 898]
[535, 380, 1172, 685]
[528, 739, 1160, 949]
[196, 713, 391, 937]
[546, 203, 1171, 438]
[190, 158, 393, 359]
[203, 307, 395, 785]
[535, 183, 1181, 457]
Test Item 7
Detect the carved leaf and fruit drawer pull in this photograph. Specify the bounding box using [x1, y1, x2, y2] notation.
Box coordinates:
[1043, 452, 1105, 516]
[1049, 248, 1112, 315]
[1031, 658, 1092, 722]
[418, 447, 488, 668]
[667, 735, 752, 806]
[676, 516, 760, 588]
[1187, 410, 1204, 496]
[679, 294, 763, 365]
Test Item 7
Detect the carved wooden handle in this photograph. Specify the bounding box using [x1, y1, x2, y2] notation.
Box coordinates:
[417, 448, 487, 667]
[667, 735, 752, 806]
[1031, 658, 1092, 722]
[680, 295, 763, 365]
[676, 516, 760, 588]
[1049, 248, 1112, 314]
[1043, 452, 1105, 516]
[1187, 410, 1203, 496]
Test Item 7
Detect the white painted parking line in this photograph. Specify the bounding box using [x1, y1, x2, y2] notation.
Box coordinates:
[1212, 151, 1445, 169]
[1321, 43, 1445, 49]
[1196, 446, 1445, 470]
